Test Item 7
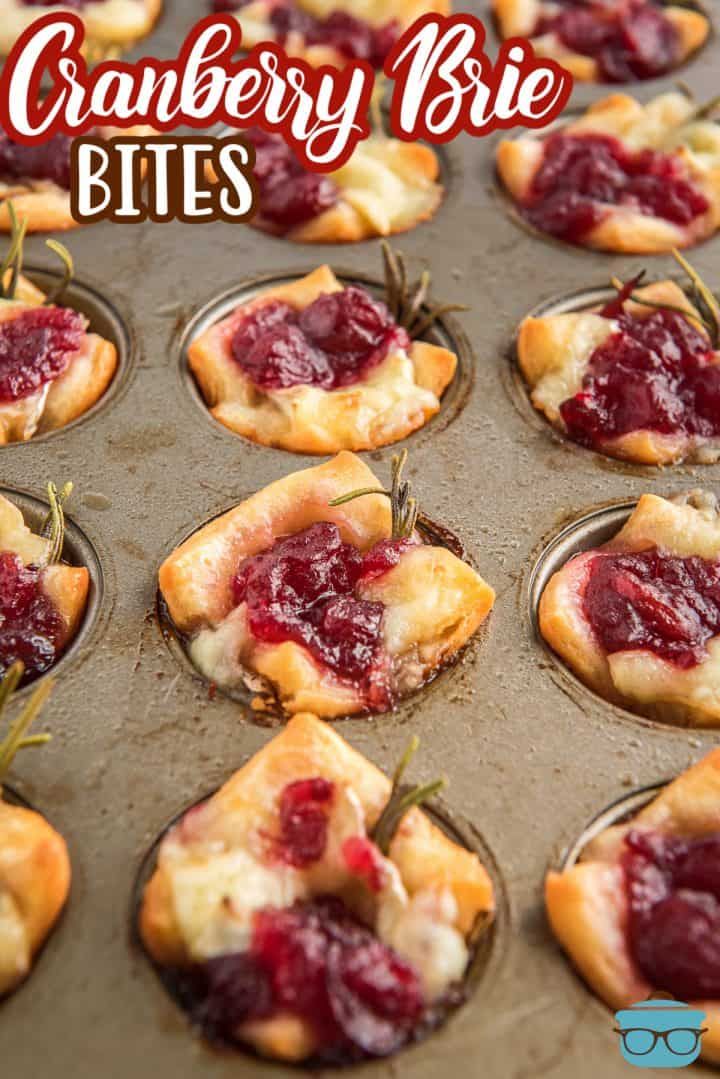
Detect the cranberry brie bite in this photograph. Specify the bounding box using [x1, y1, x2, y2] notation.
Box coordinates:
[188, 254, 458, 453]
[159, 452, 494, 717]
[518, 256, 720, 466]
[0, 484, 88, 685]
[546, 749, 720, 1064]
[0, 666, 71, 997]
[140, 713, 493, 1062]
[0, 0, 161, 59]
[493, 0, 709, 84]
[539, 490, 720, 727]
[497, 92, 720, 252]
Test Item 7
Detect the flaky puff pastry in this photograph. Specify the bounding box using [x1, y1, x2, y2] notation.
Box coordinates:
[546, 749, 720, 1064]
[518, 279, 719, 465]
[497, 92, 720, 253]
[0, 126, 154, 233]
[492, 0, 709, 83]
[0, 0, 161, 57]
[188, 266, 456, 453]
[0, 276, 117, 445]
[140, 711, 494, 1061]
[539, 490, 720, 726]
[159, 452, 494, 717]
[0, 492, 88, 646]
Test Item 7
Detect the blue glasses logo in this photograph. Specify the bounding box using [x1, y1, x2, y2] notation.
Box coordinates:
[614, 999, 707, 1069]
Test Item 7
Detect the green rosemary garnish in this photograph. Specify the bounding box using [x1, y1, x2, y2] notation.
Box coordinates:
[0, 200, 74, 304]
[0, 663, 53, 789]
[371, 735, 446, 855]
[609, 249, 720, 348]
[328, 449, 418, 539]
[381, 241, 467, 339]
[40, 481, 74, 566]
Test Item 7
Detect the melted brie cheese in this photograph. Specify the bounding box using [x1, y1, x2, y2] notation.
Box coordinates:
[329, 138, 439, 234]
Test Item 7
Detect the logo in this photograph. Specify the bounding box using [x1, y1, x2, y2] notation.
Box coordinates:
[614, 999, 707, 1069]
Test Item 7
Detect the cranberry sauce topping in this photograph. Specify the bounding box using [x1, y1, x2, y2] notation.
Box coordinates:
[521, 133, 709, 244]
[180, 895, 425, 1061]
[534, 0, 680, 83]
[230, 287, 408, 391]
[0, 131, 80, 190]
[242, 127, 339, 230]
[21, 0, 88, 6]
[0, 552, 64, 683]
[582, 547, 720, 668]
[559, 308, 720, 449]
[0, 308, 85, 404]
[276, 778, 335, 867]
[232, 522, 412, 705]
[624, 829, 720, 999]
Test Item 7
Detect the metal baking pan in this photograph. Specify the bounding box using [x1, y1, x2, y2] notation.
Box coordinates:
[2, 0, 720, 1075]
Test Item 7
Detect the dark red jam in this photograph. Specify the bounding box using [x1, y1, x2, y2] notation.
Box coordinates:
[0, 308, 84, 404]
[624, 829, 720, 998]
[276, 778, 335, 868]
[559, 307, 720, 450]
[231, 288, 408, 391]
[232, 523, 413, 707]
[21, 0, 88, 6]
[521, 133, 709, 244]
[176, 895, 425, 1062]
[0, 552, 64, 684]
[0, 131, 81, 191]
[242, 127, 339, 231]
[582, 547, 720, 668]
[534, 0, 680, 83]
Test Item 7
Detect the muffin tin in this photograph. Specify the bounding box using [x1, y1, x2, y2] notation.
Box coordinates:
[3, 0, 720, 1075]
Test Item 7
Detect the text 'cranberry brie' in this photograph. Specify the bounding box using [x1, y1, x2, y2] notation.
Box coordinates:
[159, 453, 494, 717]
[139, 712, 494, 1062]
[497, 92, 720, 252]
[216, 129, 442, 243]
[189, 266, 456, 453]
[0, 492, 88, 683]
[209, 0, 447, 70]
[546, 749, 720, 1065]
[518, 278, 720, 466]
[493, 0, 709, 83]
[0, 0, 161, 57]
[0, 275, 117, 444]
[539, 490, 720, 727]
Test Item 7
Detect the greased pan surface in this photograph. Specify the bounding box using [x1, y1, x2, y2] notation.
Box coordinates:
[2, 2, 720, 1075]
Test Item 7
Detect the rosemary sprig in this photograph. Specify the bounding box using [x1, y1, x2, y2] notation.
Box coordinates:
[0, 662, 53, 788]
[372, 735, 446, 854]
[381, 241, 467, 339]
[328, 449, 418, 539]
[40, 481, 74, 566]
[0, 200, 74, 304]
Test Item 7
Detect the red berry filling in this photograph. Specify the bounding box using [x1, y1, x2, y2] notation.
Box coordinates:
[0, 551, 65, 684]
[242, 127, 339, 231]
[534, 0, 680, 83]
[185, 895, 425, 1061]
[0, 308, 85, 404]
[230, 288, 408, 390]
[582, 547, 720, 668]
[522, 133, 709, 244]
[342, 835, 386, 892]
[0, 131, 82, 191]
[559, 307, 720, 449]
[232, 522, 413, 706]
[276, 778, 335, 868]
[624, 829, 720, 999]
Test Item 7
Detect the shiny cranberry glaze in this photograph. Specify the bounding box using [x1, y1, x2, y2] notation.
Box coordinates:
[277, 778, 335, 867]
[230, 288, 407, 390]
[181, 895, 425, 1061]
[560, 308, 720, 448]
[0, 552, 64, 683]
[0, 131, 80, 191]
[582, 547, 720, 668]
[242, 127, 339, 230]
[232, 522, 411, 705]
[269, 3, 399, 67]
[624, 829, 720, 998]
[534, 0, 680, 82]
[0, 308, 84, 404]
[522, 133, 709, 244]
[342, 835, 386, 892]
